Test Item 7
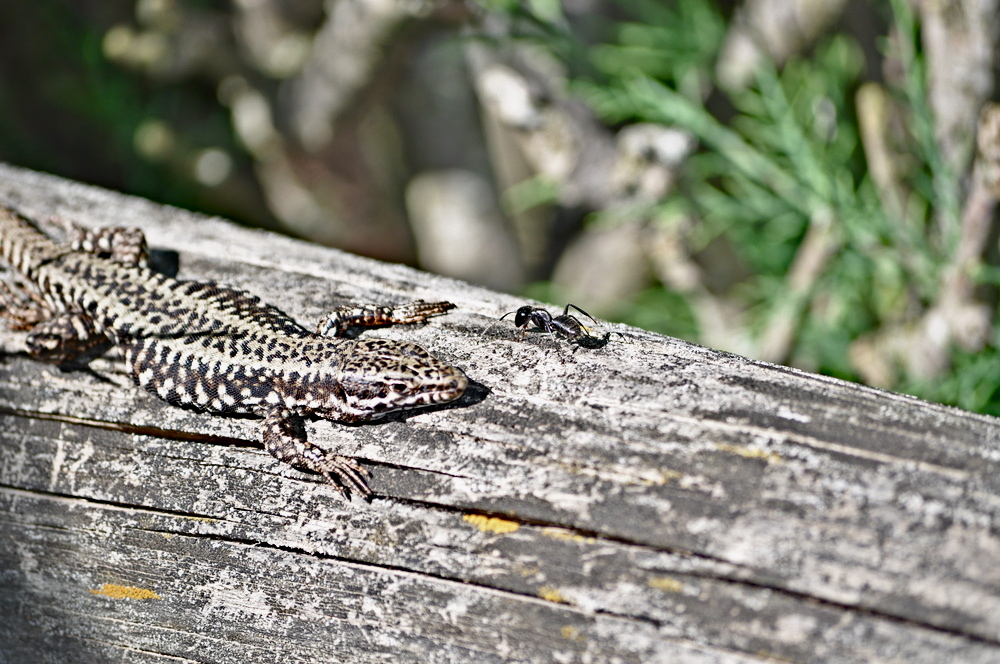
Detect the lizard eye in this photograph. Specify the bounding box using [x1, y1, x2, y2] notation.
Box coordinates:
[390, 382, 408, 393]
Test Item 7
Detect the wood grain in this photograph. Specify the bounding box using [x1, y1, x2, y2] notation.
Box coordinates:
[1, 164, 998, 663]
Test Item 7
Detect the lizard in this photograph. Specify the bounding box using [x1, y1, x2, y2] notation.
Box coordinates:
[0, 204, 468, 499]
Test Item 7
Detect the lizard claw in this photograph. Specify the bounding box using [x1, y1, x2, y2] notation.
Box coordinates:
[261, 408, 373, 500]
[319, 456, 373, 500]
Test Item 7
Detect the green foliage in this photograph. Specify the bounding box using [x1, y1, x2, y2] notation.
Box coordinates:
[902, 336, 1000, 416]
[613, 286, 699, 341]
[887, 0, 961, 248]
[587, 0, 723, 98]
[554, 0, 999, 413]
[581, 36, 891, 328]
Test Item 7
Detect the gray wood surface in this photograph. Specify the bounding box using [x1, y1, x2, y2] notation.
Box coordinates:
[1, 163, 998, 663]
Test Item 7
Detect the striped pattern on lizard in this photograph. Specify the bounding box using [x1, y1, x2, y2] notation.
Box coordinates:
[0, 205, 468, 498]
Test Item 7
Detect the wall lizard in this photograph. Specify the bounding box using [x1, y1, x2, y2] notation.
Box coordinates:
[0, 205, 468, 498]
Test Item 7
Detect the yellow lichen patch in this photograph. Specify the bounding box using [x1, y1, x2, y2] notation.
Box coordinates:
[642, 468, 683, 485]
[648, 576, 685, 593]
[560, 625, 584, 641]
[714, 442, 782, 463]
[539, 586, 571, 604]
[463, 513, 519, 534]
[89, 583, 160, 600]
[540, 528, 594, 545]
[514, 563, 541, 578]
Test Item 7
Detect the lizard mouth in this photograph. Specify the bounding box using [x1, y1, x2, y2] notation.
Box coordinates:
[425, 372, 468, 404]
[391, 367, 468, 407]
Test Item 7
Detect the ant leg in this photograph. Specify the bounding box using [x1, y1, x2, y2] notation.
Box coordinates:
[562, 304, 598, 325]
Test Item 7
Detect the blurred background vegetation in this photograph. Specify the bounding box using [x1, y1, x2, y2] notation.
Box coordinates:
[2, 0, 1000, 414]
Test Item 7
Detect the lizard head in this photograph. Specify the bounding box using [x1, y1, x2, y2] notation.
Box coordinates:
[332, 339, 468, 421]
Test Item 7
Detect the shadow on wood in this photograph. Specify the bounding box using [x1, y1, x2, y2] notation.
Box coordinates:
[1, 164, 998, 663]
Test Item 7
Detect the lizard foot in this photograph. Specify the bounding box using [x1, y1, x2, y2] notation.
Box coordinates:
[261, 408, 372, 499]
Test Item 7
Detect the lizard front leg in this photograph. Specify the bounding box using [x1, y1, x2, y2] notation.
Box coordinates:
[260, 408, 372, 499]
[0, 279, 50, 330]
[25, 312, 112, 364]
[316, 300, 455, 338]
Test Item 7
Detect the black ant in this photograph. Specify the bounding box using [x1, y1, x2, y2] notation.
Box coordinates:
[500, 303, 615, 348]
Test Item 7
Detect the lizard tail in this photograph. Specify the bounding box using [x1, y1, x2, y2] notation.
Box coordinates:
[0, 205, 65, 278]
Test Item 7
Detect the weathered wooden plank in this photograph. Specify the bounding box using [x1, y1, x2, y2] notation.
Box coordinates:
[3, 411, 992, 663]
[5, 488, 732, 664]
[1, 163, 999, 662]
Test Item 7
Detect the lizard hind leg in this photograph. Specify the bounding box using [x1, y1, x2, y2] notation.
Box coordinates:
[260, 408, 372, 499]
[316, 300, 456, 338]
[56, 218, 149, 267]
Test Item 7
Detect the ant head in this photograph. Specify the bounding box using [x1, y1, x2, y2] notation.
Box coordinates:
[513, 305, 535, 327]
[501, 305, 535, 327]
